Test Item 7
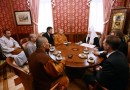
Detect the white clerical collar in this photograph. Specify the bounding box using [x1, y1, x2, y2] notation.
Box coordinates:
[106, 50, 116, 58]
[34, 43, 36, 46]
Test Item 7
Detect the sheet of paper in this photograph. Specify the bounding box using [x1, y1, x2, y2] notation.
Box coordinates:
[80, 43, 95, 48]
[99, 51, 105, 53]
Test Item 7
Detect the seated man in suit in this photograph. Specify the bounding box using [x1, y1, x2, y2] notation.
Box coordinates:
[110, 30, 128, 56]
[29, 37, 69, 90]
[54, 29, 68, 45]
[26, 34, 37, 56]
[42, 27, 54, 46]
[84, 35, 129, 90]
[0, 29, 27, 66]
[83, 26, 99, 47]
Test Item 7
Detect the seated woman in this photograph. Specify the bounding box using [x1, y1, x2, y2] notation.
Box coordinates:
[54, 29, 68, 45]
[83, 26, 99, 47]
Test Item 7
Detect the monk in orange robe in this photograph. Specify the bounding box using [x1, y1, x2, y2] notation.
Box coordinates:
[54, 29, 68, 45]
[29, 37, 69, 90]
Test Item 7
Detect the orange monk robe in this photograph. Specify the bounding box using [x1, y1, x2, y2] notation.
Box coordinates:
[54, 34, 68, 45]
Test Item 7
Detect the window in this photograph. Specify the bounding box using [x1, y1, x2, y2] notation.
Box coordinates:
[89, 0, 104, 33]
[38, 0, 53, 33]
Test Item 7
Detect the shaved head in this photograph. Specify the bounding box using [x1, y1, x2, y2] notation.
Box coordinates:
[29, 34, 37, 42]
[36, 37, 46, 48]
[58, 29, 64, 34]
[36, 37, 49, 50]
[29, 34, 36, 38]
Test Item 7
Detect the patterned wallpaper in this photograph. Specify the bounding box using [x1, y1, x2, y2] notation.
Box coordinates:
[113, 0, 125, 8]
[0, 0, 33, 37]
[52, 0, 89, 34]
[0, 0, 130, 37]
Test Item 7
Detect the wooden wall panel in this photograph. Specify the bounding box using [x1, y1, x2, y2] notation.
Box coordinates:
[65, 33, 86, 43]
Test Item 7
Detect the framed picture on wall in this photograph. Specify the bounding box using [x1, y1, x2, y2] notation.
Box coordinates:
[109, 8, 127, 33]
[14, 11, 32, 25]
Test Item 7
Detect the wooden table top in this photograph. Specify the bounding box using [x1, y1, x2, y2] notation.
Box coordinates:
[53, 43, 104, 68]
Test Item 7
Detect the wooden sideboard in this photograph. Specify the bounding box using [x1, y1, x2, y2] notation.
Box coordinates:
[65, 33, 86, 43]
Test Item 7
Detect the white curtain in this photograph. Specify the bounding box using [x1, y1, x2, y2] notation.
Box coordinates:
[38, 0, 53, 33]
[89, 0, 104, 33]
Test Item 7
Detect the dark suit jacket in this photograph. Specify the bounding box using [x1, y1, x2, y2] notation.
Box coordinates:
[83, 36, 99, 47]
[29, 48, 56, 90]
[42, 32, 54, 46]
[96, 51, 129, 90]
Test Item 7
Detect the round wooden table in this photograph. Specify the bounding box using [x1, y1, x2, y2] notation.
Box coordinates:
[55, 43, 104, 68]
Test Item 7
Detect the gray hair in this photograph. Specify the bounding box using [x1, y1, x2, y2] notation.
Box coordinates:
[36, 37, 46, 48]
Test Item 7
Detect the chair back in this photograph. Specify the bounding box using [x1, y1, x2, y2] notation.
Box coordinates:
[38, 32, 45, 37]
[22, 42, 28, 50]
[20, 38, 29, 45]
[20, 38, 29, 57]
[6, 57, 33, 90]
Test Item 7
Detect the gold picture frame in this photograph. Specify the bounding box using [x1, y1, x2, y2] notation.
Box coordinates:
[109, 8, 127, 33]
[14, 11, 32, 25]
